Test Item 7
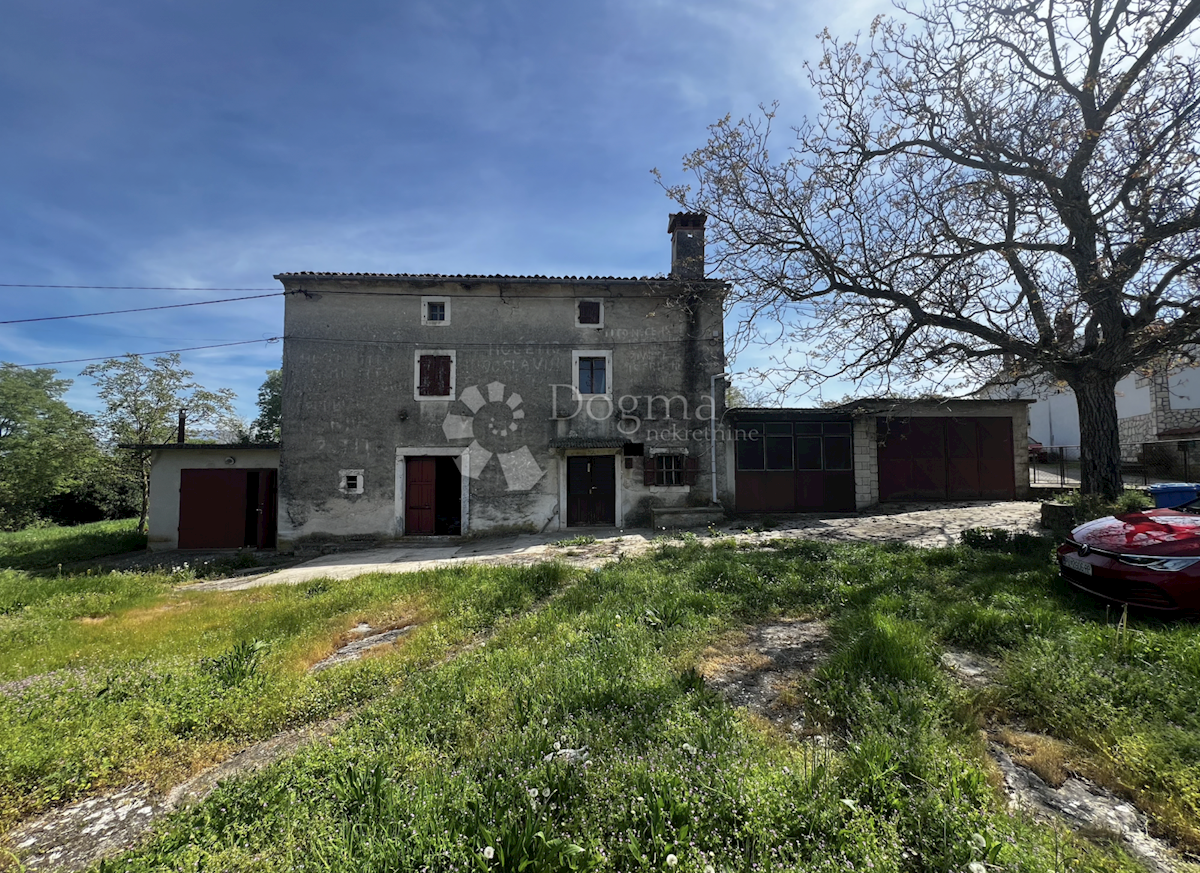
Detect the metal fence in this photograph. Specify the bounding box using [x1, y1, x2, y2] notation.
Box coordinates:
[1029, 439, 1200, 488]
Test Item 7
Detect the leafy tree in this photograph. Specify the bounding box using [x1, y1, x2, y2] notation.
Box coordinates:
[251, 368, 282, 443]
[662, 0, 1200, 497]
[0, 364, 97, 529]
[82, 354, 238, 532]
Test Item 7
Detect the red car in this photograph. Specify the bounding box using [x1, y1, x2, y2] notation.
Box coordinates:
[1057, 503, 1200, 614]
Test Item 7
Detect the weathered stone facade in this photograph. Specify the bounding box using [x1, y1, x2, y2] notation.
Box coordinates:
[274, 217, 729, 547]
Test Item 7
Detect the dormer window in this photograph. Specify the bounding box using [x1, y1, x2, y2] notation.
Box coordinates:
[422, 297, 450, 326]
[576, 299, 603, 328]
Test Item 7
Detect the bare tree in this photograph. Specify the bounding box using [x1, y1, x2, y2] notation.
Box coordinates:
[661, 0, 1200, 497]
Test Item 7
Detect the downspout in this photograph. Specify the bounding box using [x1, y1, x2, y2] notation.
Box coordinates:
[710, 372, 730, 505]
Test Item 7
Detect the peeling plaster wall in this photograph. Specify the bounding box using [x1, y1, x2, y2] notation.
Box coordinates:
[277, 278, 727, 545]
[147, 448, 280, 550]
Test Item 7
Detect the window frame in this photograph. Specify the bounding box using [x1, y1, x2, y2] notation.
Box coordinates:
[339, 469, 365, 495]
[421, 296, 451, 326]
[644, 451, 698, 487]
[414, 349, 456, 401]
[575, 298, 604, 329]
[571, 349, 612, 397]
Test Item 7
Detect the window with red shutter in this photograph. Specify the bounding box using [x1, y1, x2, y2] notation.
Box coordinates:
[418, 354, 452, 396]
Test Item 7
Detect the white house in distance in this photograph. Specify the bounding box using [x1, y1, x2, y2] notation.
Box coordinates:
[988, 362, 1200, 457]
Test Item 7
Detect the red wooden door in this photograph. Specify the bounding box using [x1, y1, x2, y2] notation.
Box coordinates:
[946, 419, 981, 499]
[179, 469, 249, 548]
[406, 457, 437, 534]
[253, 470, 278, 548]
[567, 456, 616, 526]
[977, 418, 1016, 498]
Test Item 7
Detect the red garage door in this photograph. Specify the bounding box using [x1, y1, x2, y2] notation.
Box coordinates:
[878, 417, 1014, 501]
[178, 469, 277, 549]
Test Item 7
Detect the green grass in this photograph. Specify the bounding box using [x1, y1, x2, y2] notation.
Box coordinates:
[0, 518, 145, 570]
[4, 533, 1197, 870]
[0, 560, 572, 827]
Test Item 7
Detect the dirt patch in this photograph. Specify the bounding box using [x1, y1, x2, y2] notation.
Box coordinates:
[699, 619, 829, 735]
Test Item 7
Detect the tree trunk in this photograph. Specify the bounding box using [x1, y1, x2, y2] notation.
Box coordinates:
[1072, 373, 1123, 499]
[137, 454, 150, 535]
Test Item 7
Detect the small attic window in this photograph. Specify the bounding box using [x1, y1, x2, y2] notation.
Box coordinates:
[576, 299, 603, 328]
[422, 297, 450, 326]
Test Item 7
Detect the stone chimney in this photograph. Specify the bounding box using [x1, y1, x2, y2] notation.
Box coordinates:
[668, 212, 706, 279]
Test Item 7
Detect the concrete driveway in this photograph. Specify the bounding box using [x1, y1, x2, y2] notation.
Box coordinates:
[189, 500, 1045, 592]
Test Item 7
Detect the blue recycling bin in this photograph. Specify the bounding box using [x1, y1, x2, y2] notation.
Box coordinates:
[1147, 483, 1200, 508]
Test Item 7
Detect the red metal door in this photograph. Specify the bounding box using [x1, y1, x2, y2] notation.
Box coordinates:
[946, 419, 981, 499]
[406, 457, 437, 534]
[976, 418, 1016, 498]
[179, 469, 249, 548]
[567, 456, 616, 526]
[253, 470, 278, 548]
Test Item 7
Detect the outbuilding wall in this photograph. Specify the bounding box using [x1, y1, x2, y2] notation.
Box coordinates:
[147, 447, 280, 550]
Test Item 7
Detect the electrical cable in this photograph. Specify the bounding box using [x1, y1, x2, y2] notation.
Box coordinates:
[0, 292, 289, 324]
[14, 338, 281, 368]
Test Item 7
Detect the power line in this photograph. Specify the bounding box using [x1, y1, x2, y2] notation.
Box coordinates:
[0, 283, 279, 290]
[0, 292, 289, 325]
[13, 338, 281, 368]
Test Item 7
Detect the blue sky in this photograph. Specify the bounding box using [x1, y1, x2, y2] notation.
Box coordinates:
[2, 0, 886, 423]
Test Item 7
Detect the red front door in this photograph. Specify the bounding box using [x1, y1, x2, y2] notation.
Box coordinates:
[406, 457, 437, 534]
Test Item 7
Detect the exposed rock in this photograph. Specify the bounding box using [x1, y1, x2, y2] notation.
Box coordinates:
[5, 716, 348, 871]
[940, 650, 1002, 688]
[308, 623, 416, 672]
[990, 743, 1179, 873]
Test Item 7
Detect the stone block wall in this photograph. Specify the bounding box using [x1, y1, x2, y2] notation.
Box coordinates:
[853, 417, 878, 509]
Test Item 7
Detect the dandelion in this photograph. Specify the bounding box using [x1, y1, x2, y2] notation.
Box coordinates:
[666, 854, 678, 867]
[528, 788, 539, 798]
[967, 864, 986, 873]
[483, 846, 495, 860]
[704, 867, 715, 873]
[542, 787, 551, 798]
[554, 741, 561, 750]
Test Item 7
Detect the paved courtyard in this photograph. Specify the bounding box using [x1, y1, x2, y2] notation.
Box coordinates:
[189, 500, 1045, 591]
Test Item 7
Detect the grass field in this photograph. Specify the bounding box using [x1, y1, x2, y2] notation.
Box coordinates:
[2, 525, 1198, 871]
[0, 518, 145, 571]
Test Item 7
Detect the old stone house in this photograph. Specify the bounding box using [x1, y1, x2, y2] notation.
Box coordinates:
[142, 214, 1034, 551]
[272, 213, 729, 548]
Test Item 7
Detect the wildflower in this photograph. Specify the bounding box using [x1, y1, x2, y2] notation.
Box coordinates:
[704, 867, 715, 873]
[483, 846, 495, 860]
[681, 742, 697, 755]
[666, 854, 678, 867]
[542, 787, 551, 798]
[528, 788, 539, 798]
[554, 741, 561, 750]
[967, 864, 986, 873]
